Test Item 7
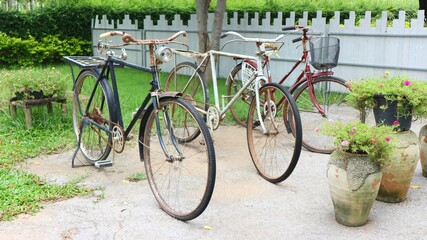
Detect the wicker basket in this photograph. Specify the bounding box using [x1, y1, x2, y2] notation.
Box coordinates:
[309, 37, 340, 70]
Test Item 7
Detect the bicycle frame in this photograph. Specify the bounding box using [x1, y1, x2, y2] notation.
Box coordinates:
[65, 55, 183, 166]
[172, 48, 270, 132]
[259, 38, 335, 116]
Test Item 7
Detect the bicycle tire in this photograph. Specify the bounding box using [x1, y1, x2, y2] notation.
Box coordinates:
[72, 70, 116, 163]
[246, 83, 302, 183]
[226, 60, 258, 127]
[139, 97, 216, 221]
[164, 62, 209, 141]
[292, 76, 362, 154]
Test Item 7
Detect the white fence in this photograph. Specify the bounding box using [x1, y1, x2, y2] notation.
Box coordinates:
[92, 10, 427, 83]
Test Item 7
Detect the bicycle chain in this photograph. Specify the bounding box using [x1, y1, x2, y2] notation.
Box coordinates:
[87, 108, 125, 153]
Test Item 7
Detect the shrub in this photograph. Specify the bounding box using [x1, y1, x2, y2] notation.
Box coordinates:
[0, 33, 91, 66]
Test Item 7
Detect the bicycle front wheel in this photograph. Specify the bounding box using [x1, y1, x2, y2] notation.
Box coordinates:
[247, 83, 302, 183]
[293, 76, 361, 154]
[139, 97, 216, 221]
[72, 70, 115, 163]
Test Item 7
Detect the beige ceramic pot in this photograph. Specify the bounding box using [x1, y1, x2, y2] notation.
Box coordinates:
[327, 150, 382, 227]
[418, 125, 427, 177]
[376, 130, 419, 203]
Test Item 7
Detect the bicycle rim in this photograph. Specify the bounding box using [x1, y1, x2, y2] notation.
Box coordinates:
[72, 71, 113, 163]
[227, 61, 257, 127]
[164, 62, 209, 141]
[140, 97, 216, 221]
[247, 83, 302, 183]
[293, 77, 361, 154]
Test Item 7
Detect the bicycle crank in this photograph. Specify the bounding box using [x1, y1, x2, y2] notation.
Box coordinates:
[207, 106, 221, 130]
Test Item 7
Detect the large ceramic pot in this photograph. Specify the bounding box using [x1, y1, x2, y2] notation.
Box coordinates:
[372, 95, 412, 131]
[376, 130, 419, 203]
[327, 150, 382, 227]
[418, 125, 427, 177]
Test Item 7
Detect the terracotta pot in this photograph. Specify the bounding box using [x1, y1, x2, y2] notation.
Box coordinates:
[376, 130, 419, 203]
[418, 125, 427, 178]
[327, 150, 382, 227]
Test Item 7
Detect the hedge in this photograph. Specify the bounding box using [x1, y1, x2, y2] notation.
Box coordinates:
[0, 33, 91, 66]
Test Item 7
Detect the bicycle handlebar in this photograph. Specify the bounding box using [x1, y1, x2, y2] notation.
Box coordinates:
[283, 25, 310, 44]
[220, 31, 284, 43]
[281, 25, 295, 31]
[99, 30, 187, 45]
[292, 37, 303, 43]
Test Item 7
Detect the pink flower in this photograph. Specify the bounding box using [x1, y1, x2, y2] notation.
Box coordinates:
[341, 140, 349, 147]
[404, 80, 410, 86]
[350, 131, 355, 135]
[352, 126, 357, 130]
[393, 120, 399, 125]
[379, 83, 385, 87]
[385, 137, 391, 142]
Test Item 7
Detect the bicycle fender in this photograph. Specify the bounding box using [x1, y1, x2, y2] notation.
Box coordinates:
[156, 91, 182, 99]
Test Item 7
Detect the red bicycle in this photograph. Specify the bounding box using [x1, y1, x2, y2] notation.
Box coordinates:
[227, 26, 361, 154]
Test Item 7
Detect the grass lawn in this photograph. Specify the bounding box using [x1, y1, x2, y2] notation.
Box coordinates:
[0, 63, 241, 221]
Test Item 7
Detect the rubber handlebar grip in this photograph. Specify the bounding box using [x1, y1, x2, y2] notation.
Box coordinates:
[282, 26, 295, 31]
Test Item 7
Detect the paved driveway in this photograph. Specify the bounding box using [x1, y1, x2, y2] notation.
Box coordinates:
[1, 125, 426, 239]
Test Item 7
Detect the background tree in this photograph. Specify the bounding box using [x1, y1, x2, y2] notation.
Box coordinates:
[196, 0, 226, 52]
[420, 0, 427, 21]
[196, 0, 226, 80]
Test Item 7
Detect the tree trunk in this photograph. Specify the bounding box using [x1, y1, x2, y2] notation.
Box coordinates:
[420, 0, 427, 21]
[196, 0, 227, 81]
[210, 0, 226, 52]
[7, 0, 13, 9]
[196, 0, 210, 53]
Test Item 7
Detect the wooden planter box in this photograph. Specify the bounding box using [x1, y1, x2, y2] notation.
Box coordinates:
[9, 97, 68, 128]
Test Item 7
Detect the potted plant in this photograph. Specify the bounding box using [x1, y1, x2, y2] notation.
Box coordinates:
[321, 120, 395, 227]
[0, 67, 68, 101]
[346, 73, 427, 131]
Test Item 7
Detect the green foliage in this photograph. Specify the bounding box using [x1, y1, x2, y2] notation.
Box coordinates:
[0, 66, 68, 100]
[0, 166, 91, 221]
[0, 32, 91, 66]
[321, 121, 395, 167]
[346, 74, 427, 118]
[0, 108, 75, 166]
[0, 0, 419, 67]
[0, 0, 419, 42]
[0, 64, 73, 166]
[126, 172, 147, 182]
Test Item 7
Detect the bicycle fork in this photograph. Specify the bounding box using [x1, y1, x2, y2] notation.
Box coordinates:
[151, 93, 184, 162]
[254, 76, 279, 134]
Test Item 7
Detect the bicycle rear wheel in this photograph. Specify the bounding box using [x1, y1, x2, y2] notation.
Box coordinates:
[247, 83, 302, 183]
[227, 60, 257, 127]
[164, 62, 209, 141]
[293, 76, 361, 154]
[72, 70, 116, 163]
[139, 97, 216, 221]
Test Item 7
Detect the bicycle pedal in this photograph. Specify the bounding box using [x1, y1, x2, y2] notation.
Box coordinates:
[253, 120, 261, 128]
[94, 160, 113, 168]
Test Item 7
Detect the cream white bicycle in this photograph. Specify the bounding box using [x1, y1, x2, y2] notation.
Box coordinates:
[163, 32, 302, 183]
